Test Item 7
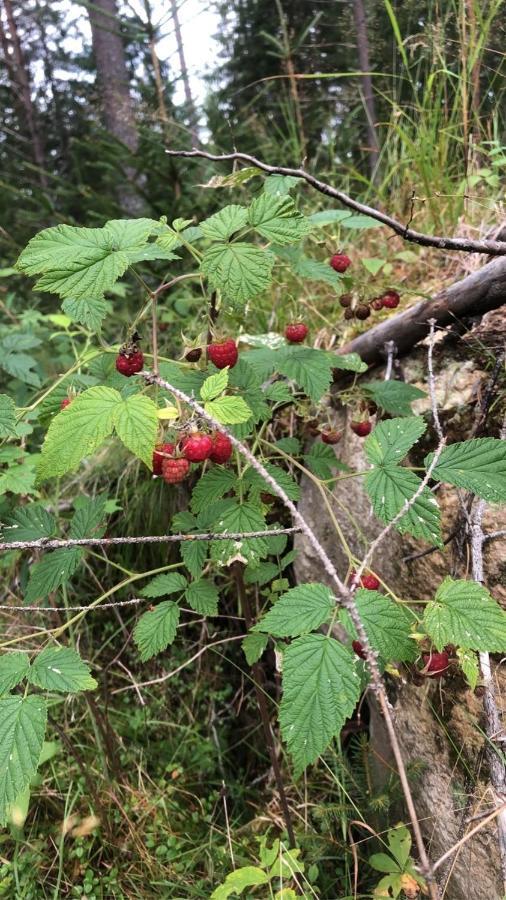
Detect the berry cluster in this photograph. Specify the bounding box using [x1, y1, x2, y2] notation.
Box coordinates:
[152, 431, 233, 485]
[340, 289, 400, 321]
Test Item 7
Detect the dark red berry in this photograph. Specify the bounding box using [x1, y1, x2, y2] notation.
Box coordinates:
[339, 294, 352, 308]
[422, 651, 449, 678]
[60, 398, 71, 410]
[162, 457, 190, 484]
[352, 640, 367, 660]
[351, 420, 372, 437]
[185, 348, 202, 363]
[360, 574, 380, 591]
[152, 442, 175, 476]
[285, 323, 308, 343]
[116, 349, 144, 377]
[260, 492, 276, 505]
[209, 431, 233, 464]
[321, 430, 342, 445]
[370, 297, 384, 311]
[207, 340, 238, 369]
[181, 432, 213, 462]
[330, 253, 351, 273]
[355, 304, 370, 320]
[344, 308, 355, 320]
[381, 290, 400, 309]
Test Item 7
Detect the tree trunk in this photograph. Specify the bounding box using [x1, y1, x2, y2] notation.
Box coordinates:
[87, 0, 144, 214]
[169, 0, 199, 147]
[0, 0, 47, 187]
[352, 0, 380, 180]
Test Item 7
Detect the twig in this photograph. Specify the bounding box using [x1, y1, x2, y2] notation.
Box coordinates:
[433, 802, 506, 873]
[141, 367, 440, 896]
[165, 149, 506, 256]
[0, 597, 146, 612]
[483, 530, 506, 543]
[0, 527, 302, 553]
[427, 320, 444, 442]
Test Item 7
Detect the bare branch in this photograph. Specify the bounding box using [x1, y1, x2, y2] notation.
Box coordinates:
[427, 319, 444, 442]
[165, 148, 506, 256]
[0, 527, 302, 553]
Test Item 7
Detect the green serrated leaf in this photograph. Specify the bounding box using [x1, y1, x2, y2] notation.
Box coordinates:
[69, 496, 107, 540]
[201, 243, 275, 304]
[140, 573, 188, 598]
[355, 590, 416, 661]
[200, 205, 248, 241]
[254, 583, 334, 637]
[1, 352, 40, 387]
[113, 393, 158, 468]
[277, 346, 333, 402]
[308, 209, 352, 226]
[304, 442, 348, 480]
[37, 386, 120, 480]
[210, 866, 269, 900]
[363, 381, 427, 416]
[211, 502, 268, 566]
[0, 653, 31, 696]
[181, 540, 207, 578]
[184, 579, 219, 615]
[205, 395, 252, 425]
[200, 369, 229, 402]
[263, 174, 301, 195]
[279, 635, 360, 773]
[0, 395, 17, 438]
[365, 466, 442, 545]
[365, 417, 426, 466]
[16, 218, 163, 301]
[333, 353, 368, 374]
[242, 462, 300, 501]
[242, 632, 269, 665]
[424, 578, 506, 651]
[457, 648, 479, 690]
[426, 438, 506, 502]
[133, 601, 180, 662]
[361, 257, 385, 275]
[248, 194, 312, 245]
[24, 548, 83, 604]
[276, 246, 344, 288]
[0, 696, 47, 825]
[61, 296, 111, 331]
[3, 505, 56, 542]
[29, 646, 97, 692]
[0, 457, 37, 496]
[190, 467, 237, 514]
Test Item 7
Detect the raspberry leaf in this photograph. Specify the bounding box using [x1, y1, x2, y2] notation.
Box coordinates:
[62, 297, 111, 331]
[279, 634, 360, 774]
[242, 633, 268, 665]
[0, 394, 17, 438]
[275, 246, 344, 288]
[248, 194, 312, 244]
[200, 369, 229, 402]
[425, 438, 506, 502]
[277, 346, 334, 402]
[365, 417, 426, 466]
[24, 548, 83, 604]
[29, 646, 97, 693]
[140, 573, 188, 598]
[16, 218, 172, 301]
[210, 502, 269, 566]
[184, 578, 219, 615]
[134, 601, 180, 662]
[365, 466, 442, 545]
[204, 395, 252, 425]
[200, 205, 248, 241]
[253, 583, 334, 637]
[69, 496, 108, 539]
[304, 443, 349, 480]
[181, 541, 208, 578]
[190, 467, 238, 514]
[0, 696, 47, 825]
[3, 504, 56, 541]
[201, 243, 275, 304]
[0, 652, 31, 696]
[456, 649, 479, 691]
[112, 393, 158, 468]
[242, 462, 300, 501]
[353, 590, 416, 661]
[362, 381, 427, 416]
[424, 578, 506, 651]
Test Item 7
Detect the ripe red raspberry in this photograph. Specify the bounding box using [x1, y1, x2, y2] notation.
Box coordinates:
[351, 420, 372, 437]
[162, 457, 189, 484]
[116, 349, 144, 376]
[181, 432, 213, 462]
[321, 430, 342, 445]
[209, 431, 233, 464]
[152, 442, 175, 476]
[207, 339, 238, 369]
[352, 640, 367, 660]
[422, 650, 449, 678]
[330, 253, 351, 273]
[381, 290, 400, 309]
[360, 573, 380, 591]
[285, 323, 308, 343]
[60, 398, 72, 410]
[349, 570, 380, 590]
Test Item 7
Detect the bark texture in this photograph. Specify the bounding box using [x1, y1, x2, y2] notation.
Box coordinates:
[352, 0, 380, 178]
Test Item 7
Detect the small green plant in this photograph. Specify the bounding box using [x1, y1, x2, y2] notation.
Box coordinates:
[369, 824, 426, 898]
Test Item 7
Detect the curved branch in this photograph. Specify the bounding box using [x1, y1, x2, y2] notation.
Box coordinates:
[165, 149, 506, 256]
